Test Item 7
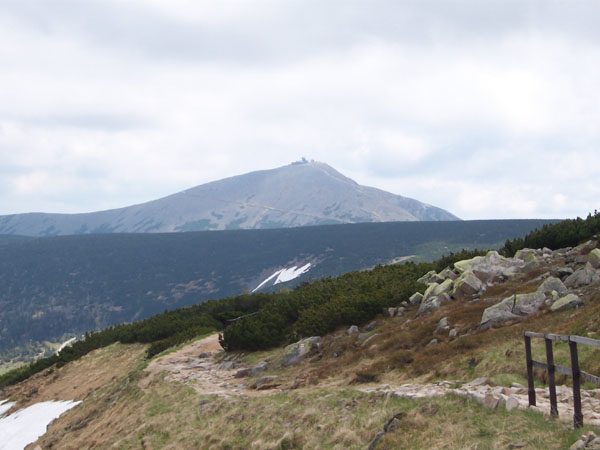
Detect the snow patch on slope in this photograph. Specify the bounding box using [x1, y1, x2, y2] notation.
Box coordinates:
[0, 399, 15, 416]
[252, 263, 312, 293]
[0, 400, 81, 450]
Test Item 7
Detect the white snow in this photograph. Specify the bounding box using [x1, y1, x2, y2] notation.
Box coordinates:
[0, 400, 81, 450]
[56, 337, 77, 355]
[252, 263, 312, 293]
[0, 400, 15, 416]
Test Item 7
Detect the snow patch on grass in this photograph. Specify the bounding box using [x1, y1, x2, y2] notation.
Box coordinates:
[0, 400, 80, 450]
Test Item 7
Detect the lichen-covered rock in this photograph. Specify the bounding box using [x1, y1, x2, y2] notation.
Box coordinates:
[455, 251, 523, 283]
[481, 291, 546, 327]
[452, 271, 484, 298]
[589, 248, 600, 269]
[282, 337, 320, 366]
[438, 267, 458, 281]
[550, 294, 583, 312]
[515, 249, 540, 271]
[565, 263, 599, 288]
[537, 276, 568, 296]
[409, 292, 423, 305]
[417, 270, 438, 285]
[423, 282, 439, 300]
[432, 278, 453, 297]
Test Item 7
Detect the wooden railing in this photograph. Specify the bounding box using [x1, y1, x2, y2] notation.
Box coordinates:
[524, 331, 600, 428]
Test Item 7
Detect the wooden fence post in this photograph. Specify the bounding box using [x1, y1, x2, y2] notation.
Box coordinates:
[569, 338, 583, 428]
[545, 337, 559, 417]
[525, 334, 536, 407]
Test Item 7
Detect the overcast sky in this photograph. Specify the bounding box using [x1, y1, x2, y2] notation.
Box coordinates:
[1, 0, 598, 220]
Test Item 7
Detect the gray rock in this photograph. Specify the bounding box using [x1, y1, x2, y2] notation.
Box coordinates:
[254, 376, 279, 390]
[250, 362, 267, 377]
[481, 291, 546, 327]
[504, 396, 519, 411]
[449, 328, 458, 338]
[466, 377, 488, 387]
[364, 321, 377, 332]
[346, 325, 359, 336]
[565, 263, 599, 287]
[418, 295, 441, 314]
[550, 293, 583, 312]
[589, 248, 600, 269]
[455, 251, 524, 283]
[436, 317, 449, 331]
[367, 432, 386, 450]
[409, 292, 423, 306]
[426, 338, 438, 347]
[452, 271, 484, 298]
[383, 307, 398, 317]
[483, 394, 499, 409]
[537, 276, 568, 296]
[282, 337, 320, 367]
[422, 282, 440, 301]
[234, 368, 251, 378]
[198, 352, 212, 358]
[417, 270, 439, 285]
[432, 278, 453, 296]
[555, 267, 574, 279]
[438, 267, 458, 281]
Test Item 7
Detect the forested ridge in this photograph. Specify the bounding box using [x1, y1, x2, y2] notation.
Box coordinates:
[3, 214, 596, 388]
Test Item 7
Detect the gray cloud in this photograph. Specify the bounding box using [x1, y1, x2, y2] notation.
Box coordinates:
[0, 1, 598, 219]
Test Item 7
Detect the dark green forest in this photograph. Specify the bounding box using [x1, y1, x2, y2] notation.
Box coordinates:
[6, 211, 599, 388]
[0, 219, 552, 356]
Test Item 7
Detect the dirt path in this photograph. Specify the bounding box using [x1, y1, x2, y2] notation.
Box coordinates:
[138, 334, 277, 397]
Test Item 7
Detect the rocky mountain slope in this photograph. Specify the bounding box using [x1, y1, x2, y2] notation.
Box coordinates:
[2, 238, 600, 449]
[0, 161, 458, 237]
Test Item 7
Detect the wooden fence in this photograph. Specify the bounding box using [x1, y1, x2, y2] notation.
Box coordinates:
[524, 331, 600, 428]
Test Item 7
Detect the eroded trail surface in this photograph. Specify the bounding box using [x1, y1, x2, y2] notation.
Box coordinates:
[361, 380, 600, 426]
[138, 334, 275, 397]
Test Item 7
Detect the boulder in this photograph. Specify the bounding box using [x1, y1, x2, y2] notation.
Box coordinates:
[436, 317, 449, 331]
[249, 362, 267, 376]
[346, 325, 359, 336]
[234, 368, 251, 378]
[515, 250, 540, 271]
[383, 307, 398, 317]
[589, 248, 600, 269]
[449, 328, 458, 338]
[454, 251, 524, 283]
[537, 276, 568, 296]
[418, 296, 440, 315]
[555, 266, 574, 279]
[423, 282, 439, 300]
[417, 270, 438, 285]
[550, 294, 583, 312]
[565, 263, 599, 288]
[364, 321, 377, 332]
[432, 279, 453, 297]
[481, 291, 546, 327]
[571, 240, 597, 255]
[438, 267, 458, 281]
[254, 376, 279, 390]
[282, 337, 320, 367]
[452, 271, 484, 298]
[409, 292, 423, 305]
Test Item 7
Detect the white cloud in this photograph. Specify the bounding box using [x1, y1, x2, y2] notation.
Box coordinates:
[0, 1, 598, 219]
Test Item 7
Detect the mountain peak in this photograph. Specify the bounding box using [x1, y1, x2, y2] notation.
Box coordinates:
[0, 163, 459, 236]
